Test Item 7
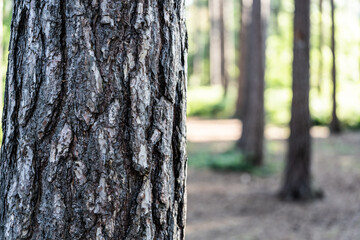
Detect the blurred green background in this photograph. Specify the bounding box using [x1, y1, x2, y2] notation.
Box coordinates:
[186, 0, 360, 128]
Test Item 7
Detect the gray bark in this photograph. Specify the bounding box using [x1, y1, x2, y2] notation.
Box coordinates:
[279, 0, 321, 201]
[0, 0, 188, 239]
[237, 0, 266, 166]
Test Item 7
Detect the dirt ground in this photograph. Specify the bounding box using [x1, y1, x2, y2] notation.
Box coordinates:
[185, 119, 360, 240]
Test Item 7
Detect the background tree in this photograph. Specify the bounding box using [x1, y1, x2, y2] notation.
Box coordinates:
[209, 0, 228, 94]
[237, 0, 266, 166]
[0, 1, 187, 239]
[209, 0, 222, 86]
[235, 0, 249, 118]
[279, 0, 321, 201]
[330, 0, 341, 133]
[317, 0, 323, 93]
[220, 0, 229, 96]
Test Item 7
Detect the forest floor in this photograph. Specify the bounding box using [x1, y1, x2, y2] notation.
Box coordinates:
[186, 118, 360, 240]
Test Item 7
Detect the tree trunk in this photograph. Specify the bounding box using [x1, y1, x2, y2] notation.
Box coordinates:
[329, 0, 341, 133]
[237, 0, 265, 166]
[317, 0, 323, 93]
[279, 0, 321, 201]
[220, 0, 228, 96]
[235, 0, 249, 118]
[209, 0, 222, 86]
[0, 1, 187, 239]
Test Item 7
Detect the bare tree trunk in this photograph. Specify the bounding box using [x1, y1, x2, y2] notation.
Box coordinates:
[237, 0, 265, 166]
[220, 0, 229, 96]
[0, 1, 187, 239]
[279, 0, 322, 201]
[235, 0, 250, 118]
[209, 0, 222, 86]
[329, 0, 341, 133]
[317, 0, 323, 93]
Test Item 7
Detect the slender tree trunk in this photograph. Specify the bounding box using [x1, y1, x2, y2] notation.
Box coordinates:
[237, 0, 265, 166]
[329, 0, 341, 133]
[270, 0, 282, 34]
[209, 0, 222, 86]
[0, 1, 187, 239]
[317, 0, 323, 93]
[279, 0, 322, 201]
[235, 0, 249, 118]
[220, 0, 228, 96]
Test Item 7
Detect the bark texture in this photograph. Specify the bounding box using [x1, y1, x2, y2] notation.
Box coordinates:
[279, 0, 321, 201]
[329, 0, 341, 134]
[0, 1, 188, 239]
[237, 0, 265, 166]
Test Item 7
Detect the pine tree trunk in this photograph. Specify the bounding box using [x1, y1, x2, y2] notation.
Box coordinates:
[329, 0, 341, 133]
[279, 0, 321, 201]
[235, 0, 249, 118]
[0, 1, 188, 239]
[237, 0, 265, 166]
[317, 0, 323, 93]
[220, 0, 228, 96]
[209, 0, 222, 86]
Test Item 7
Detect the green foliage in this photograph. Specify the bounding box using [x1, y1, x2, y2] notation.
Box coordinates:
[187, 85, 236, 118]
[188, 143, 282, 177]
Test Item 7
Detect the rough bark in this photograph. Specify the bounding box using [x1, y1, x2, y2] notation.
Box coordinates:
[0, 1, 188, 239]
[237, 0, 265, 166]
[329, 0, 341, 134]
[279, 0, 321, 201]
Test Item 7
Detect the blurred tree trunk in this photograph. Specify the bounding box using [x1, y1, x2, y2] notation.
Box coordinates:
[237, 0, 265, 166]
[329, 0, 341, 133]
[210, 0, 222, 86]
[279, 0, 321, 201]
[235, 0, 250, 118]
[220, 0, 228, 96]
[0, 1, 187, 239]
[210, 0, 228, 93]
[317, 0, 323, 93]
[270, 0, 282, 34]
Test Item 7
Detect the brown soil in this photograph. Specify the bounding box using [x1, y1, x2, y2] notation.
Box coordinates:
[186, 119, 360, 240]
